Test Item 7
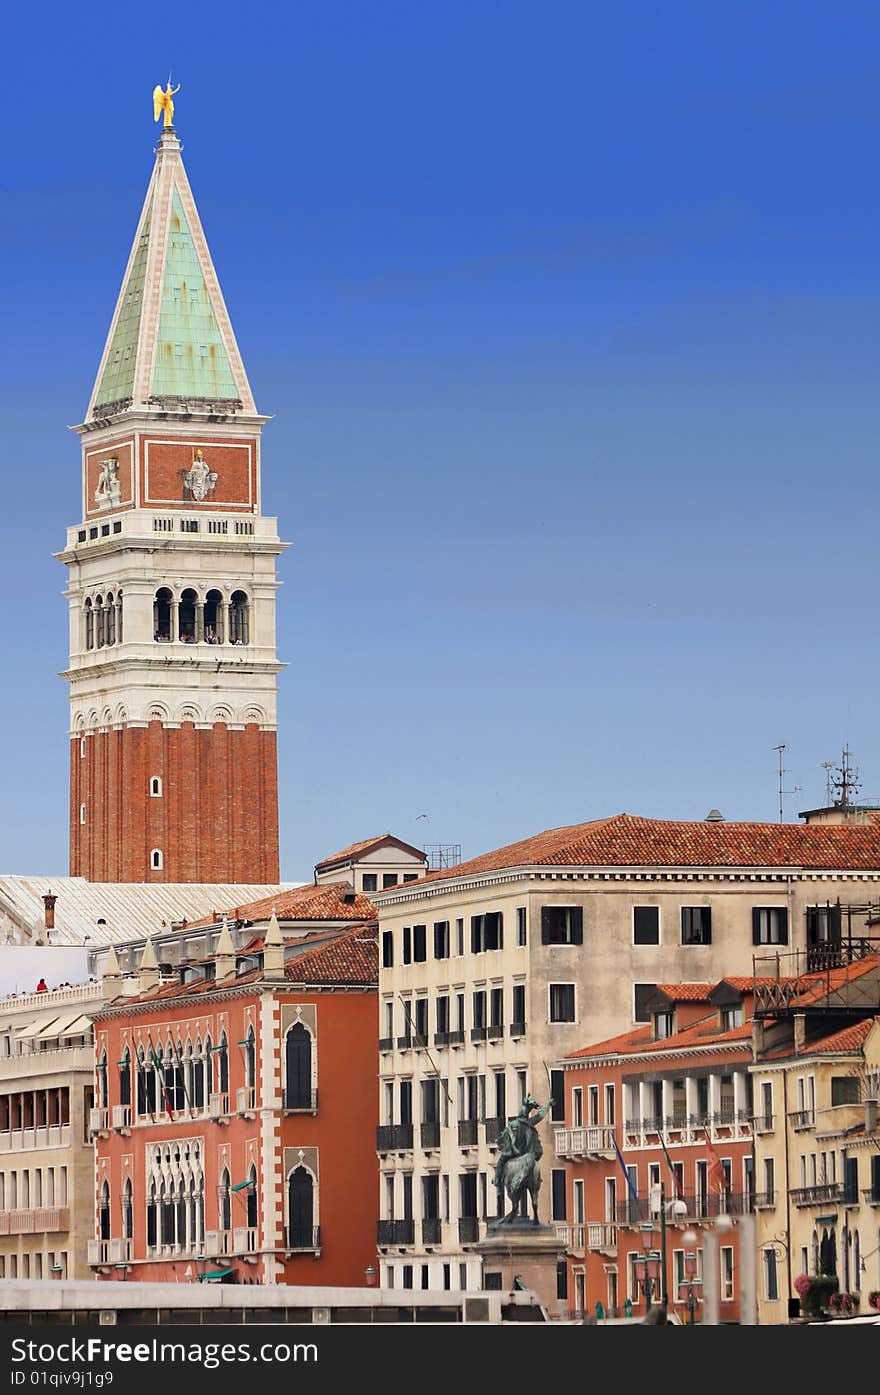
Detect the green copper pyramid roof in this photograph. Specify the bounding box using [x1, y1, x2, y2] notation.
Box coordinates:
[151, 189, 238, 400]
[87, 129, 256, 421]
[93, 200, 152, 407]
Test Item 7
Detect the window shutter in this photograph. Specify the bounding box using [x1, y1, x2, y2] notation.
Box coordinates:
[497, 913, 503, 950]
[471, 918, 481, 953]
[541, 907, 552, 945]
[570, 907, 583, 944]
[752, 908, 761, 945]
[829, 903, 842, 941]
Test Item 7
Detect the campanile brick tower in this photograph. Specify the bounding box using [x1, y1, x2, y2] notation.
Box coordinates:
[60, 121, 286, 883]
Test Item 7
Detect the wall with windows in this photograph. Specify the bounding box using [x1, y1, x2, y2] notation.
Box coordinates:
[91, 981, 377, 1287]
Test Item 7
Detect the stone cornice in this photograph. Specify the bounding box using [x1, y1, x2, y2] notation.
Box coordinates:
[92, 980, 374, 1020]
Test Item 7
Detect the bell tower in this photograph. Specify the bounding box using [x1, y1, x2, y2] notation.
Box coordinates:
[59, 119, 286, 883]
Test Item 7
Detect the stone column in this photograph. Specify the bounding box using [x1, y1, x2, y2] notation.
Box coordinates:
[170, 598, 179, 642]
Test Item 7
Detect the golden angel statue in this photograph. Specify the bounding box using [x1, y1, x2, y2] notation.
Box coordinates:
[153, 81, 181, 128]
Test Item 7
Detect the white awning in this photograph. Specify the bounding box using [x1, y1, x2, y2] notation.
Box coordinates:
[36, 1012, 89, 1040]
[15, 1018, 53, 1040]
[57, 1014, 93, 1038]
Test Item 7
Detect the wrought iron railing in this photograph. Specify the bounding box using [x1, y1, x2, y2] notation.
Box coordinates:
[376, 1124, 414, 1151]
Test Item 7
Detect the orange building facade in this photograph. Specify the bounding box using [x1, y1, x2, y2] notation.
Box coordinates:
[556, 980, 758, 1322]
[88, 918, 378, 1285]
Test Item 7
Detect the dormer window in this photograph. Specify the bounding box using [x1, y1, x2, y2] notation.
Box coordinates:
[654, 1011, 674, 1039]
[721, 1005, 743, 1030]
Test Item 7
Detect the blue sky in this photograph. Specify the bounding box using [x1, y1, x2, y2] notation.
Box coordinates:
[2, 1, 880, 880]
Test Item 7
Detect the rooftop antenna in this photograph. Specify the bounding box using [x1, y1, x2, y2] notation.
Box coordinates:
[773, 743, 801, 823]
[830, 744, 861, 809]
[820, 761, 835, 806]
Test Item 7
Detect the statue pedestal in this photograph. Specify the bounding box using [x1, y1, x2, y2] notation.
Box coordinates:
[472, 1221, 567, 1318]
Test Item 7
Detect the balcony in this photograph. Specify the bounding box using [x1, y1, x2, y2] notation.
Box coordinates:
[788, 1109, 816, 1131]
[204, 1230, 230, 1257]
[458, 1217, 480, 1244]
[0, 1123, 70, 1153]
[863, 1188, 880, 1206]
[586, 1222, 617, 1252]
[396, 1035, 412, 1051]
[376, 1124, 414, 1152]
[412, 1034, 428, 1050]
[554, 1126, 616, 1159]
[287, 1225, 321, 1253]
[0, 1207, 70, 1236]
[377, 1219, 414, 1247]
[283, 1088, 318, 1113]
[89, 1106, 109, 1137]
[236, 1086, 256, 1117]
[555, 1224, 585, 1252]
[111, 1104, 132, 1132]
[509, 1022, 526, 1038]
[790, 1183, 841, 1207]
[753, 1114, 775, 1134]
[433, 1032, 449, 1047]
[483, 1117, 505, 1147]
[88, 1236, 131, 1267]
[470, 1027, 488, 1043]
[420, 1121, 441, 1149]
[458, 1120, 478, 1147]
[753, 1191, 776, 1209]
[421, 1218, 442, 1246]
[379, 1037, 394, 1052]
[233, 1226, 258, 1255]
[208, 1092, 230, 1122]
[487, 1024, 504, 1041]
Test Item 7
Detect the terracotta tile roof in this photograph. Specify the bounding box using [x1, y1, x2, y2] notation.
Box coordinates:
[759, 1016, 876, 1061]
[314, 834, 426, 871]
[566, 1013, 753, 1061]
[284, 922, 378, 985]
[786, 956, 880, 1007]
[718, 976, 782, 993]
[184, 881, 376, 929]
[654, 984, 714, 1003]
[402, 813, 880, 884]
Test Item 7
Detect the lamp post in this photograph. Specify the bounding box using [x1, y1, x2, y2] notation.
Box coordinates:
[678, 1248, 702, 1324]
[364, 1265, 377, 1288]
[633, 1250, 662, 1308]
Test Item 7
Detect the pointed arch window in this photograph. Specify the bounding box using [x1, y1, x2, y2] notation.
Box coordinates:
[218, 1032, 229, 1095]
[118, 1047, 131, 1109]
[219, 1167, 231, 1233]
[284, 1022, 312, 1109]
[205, 1036, 214, 1099]
[244, 1026, 256, 1091]
[99, 1180, 111, 1241]
[146, 1182, 157, 1249]
[97, 1051, 108, 1109]
[247, 1163, 258, 1229]
[288, 1167, 314, 1249]
[192, 1039, 205, 1110]
[122, 1177, 133, 1241]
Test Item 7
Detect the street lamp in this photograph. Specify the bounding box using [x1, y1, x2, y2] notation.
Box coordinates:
[678, 1249, 702, 1324]
[634, 1250, 662, 1307]
[364, 1264, 377, 1288]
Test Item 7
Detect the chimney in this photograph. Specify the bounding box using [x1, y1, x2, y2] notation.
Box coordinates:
[793, 1012, 806, 1054]
[342, 888, 357, 905]
[42, 893, 57, 931]
[865, 1098, 879, 1135]
[704, 809, 725, 823]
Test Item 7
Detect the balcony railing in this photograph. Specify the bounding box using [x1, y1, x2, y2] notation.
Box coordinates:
[420, 1121, 441, 1149]
[287, 1225, 321, 1252]
[397, 1035, 412, 1050]
[509, 1022, 526, 1038]
[458, 1120, 478, 1147]
[433, 1032, 449, 1047]
[483, 1117, 505, 1146]
[458, 1217, 480, 1244]
[0, 1207, 70, 1235]
[615, 1192, 750, 1224]
[554, 1224, 585, 1250]
[376, 1124, 414, 1152]
[236, 1086, 257, 1116]
[789, 1183, 841, 1206]
[233, 1226, 258, 1254]
[753, 1190, 776, 1209]
[587, 1222, 617, 1251]
[470, 1027, 488, 1043]
[422, 1218, 442, 1245]
[788, 1109, 816, 1131]
[554, 1126, 616, 1158]
[0, 1124, 70, 1153]
[111, 1104, 132, 1131]
[283, 1088, 318, 1112]
[862, 1188, 880, 1206]
[377, 1219, 414, 1246]
[208, 1092, 230, 1120]
[487, 1024, 504, 1040]
[447, 1030, 465, 1046]
[412, 1034, 428, 1049]
[753, 1114, 775, 1134]
[379, 1037, 394, 1052]
[89, 1107, 109, 1136]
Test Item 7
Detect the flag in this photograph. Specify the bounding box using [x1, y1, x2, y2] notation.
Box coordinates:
[702, 1128, 726, 1195]
[657, 1131, 684, 1198]
[612, 1136, 640, 1207]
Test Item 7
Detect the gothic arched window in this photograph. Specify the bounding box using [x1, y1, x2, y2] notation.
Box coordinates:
[288, 1167, 314, 1249]
[204, 589, 223, 644]
[119, 1046, 131, 1109]
[247, 1163, 258, 1229]
[154, 588, 172, 642]
[84, 598, 94, 651]
[105, 592, 116, 645]
[179, 588, 198, 642]
[219, 1167, 231, 1232]
[99, 1180, 111, 1240]
[284, 1023, 312, 1109]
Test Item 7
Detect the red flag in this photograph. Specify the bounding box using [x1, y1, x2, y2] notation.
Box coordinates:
[702, 1128, 726, 1195]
